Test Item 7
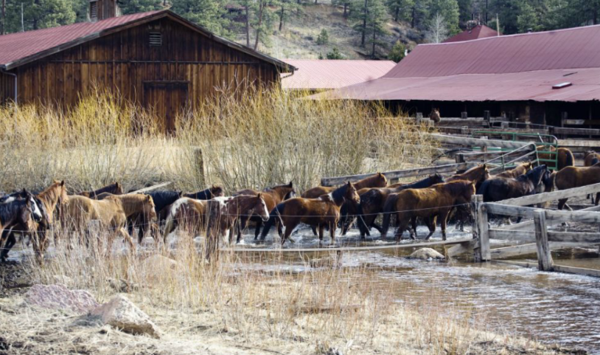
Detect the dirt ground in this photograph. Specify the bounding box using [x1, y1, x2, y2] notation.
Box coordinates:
[0, 260, 587, 355]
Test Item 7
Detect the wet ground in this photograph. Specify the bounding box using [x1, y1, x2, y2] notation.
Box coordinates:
[3, 222, 600, 353]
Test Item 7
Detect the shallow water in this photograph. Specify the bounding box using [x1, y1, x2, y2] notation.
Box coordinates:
[234, 225, 600, 353]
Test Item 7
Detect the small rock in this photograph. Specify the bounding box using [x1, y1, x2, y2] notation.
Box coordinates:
[90, 295, 161, 338]
[408, 248, 445, 261]
[25, 284, 99, 314]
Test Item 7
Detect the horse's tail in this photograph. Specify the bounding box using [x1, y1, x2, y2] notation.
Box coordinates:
[381, 194, 399, 238]
[260, 203, 284, 240]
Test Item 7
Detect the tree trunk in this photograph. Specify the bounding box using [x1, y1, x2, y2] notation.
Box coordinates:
[245, 4, 250, 47]
[411, 6, 416, 28]
[394, 6, 399, 22]
[361, 0, 368, 47]
[279, 5, 284, 31]
[1, 0, 5, 35]
[254, 0, 265, 50]
[343, 3, 347, 18]
[371, 24, 376, 57]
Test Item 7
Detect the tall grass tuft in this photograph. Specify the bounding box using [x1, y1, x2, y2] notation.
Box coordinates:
[0, 88, 436, 194]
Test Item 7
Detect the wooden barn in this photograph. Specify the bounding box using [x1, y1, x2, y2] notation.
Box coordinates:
[318, 25, 600, 132]
[0, 0, 293, 130]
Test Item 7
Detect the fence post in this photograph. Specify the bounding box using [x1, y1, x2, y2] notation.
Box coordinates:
[472, 194, 490, 262]
[534, 209, 554, 271]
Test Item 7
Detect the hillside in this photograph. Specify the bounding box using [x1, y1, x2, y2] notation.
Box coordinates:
[241, 0, 421, 60]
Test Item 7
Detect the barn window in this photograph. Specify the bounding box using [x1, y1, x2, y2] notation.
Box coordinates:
[149, 32, 163, 47]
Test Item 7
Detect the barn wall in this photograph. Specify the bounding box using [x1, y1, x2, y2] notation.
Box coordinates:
[13, 17, 280, 108]
[0, 72, 15, 105]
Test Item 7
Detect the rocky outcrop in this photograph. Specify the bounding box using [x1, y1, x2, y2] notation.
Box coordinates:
[25, 284, 99, 313]
[90, 295, 161, 338]
[408, 248, 445, 261]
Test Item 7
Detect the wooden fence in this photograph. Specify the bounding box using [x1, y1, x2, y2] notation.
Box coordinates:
[471, 182, 600, 277]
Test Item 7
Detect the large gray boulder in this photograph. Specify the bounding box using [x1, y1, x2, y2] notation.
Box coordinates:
[408, 248, 445, 261]
[90, 295, 161, 338]
[25, 284, 99, 314]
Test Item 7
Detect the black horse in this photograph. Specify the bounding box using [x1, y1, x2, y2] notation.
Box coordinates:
[478, 165, 548, 202]
[184, 185, 224, 200]
[0, 191, 47, 262]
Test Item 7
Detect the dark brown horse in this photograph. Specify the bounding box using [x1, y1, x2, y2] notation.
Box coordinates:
[584, 151, 600, 167]
[537, 146, 574, 171]
[381, 180, 476, 241]
[163, 197, 209, 240]
[447, 164, 490, 229]
[261, 182, 361, 244]
[302, 173, 387, 199]
[353, 174, 445, 238]
[79, 182, 124, 199]
[553, 163, 600, 210]
[429, 108, 441, 123]
[234, 182, 295, 242]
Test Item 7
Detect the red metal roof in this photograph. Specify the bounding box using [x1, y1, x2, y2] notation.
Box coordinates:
[0, 10, 294, 72]
[0, 11, 162, 68]
[281, 59, 396, 90]
[316, 25, 600, 102]
[444, 25, 498, 43]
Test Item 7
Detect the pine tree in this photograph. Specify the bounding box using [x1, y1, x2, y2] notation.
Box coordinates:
[333, 0, 352, 17]
[388, 40, 406, 62]
[171, 0, 229, 36]
[350, 0, 388, 52]
[117, 0, 163, 14]
[428, 0, 460, 34]
[4, 0, 76, 32]
[385, 0, 412, 22]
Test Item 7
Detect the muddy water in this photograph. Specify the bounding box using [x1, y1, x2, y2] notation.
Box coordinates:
[235, 225, 600, 353]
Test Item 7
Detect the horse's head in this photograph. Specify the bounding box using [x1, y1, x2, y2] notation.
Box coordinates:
[51, 180, 69, 204]
[585, 150, 597, 160]
[253, 193, 270, 222]
[521, 162, 533, 172]
[24, 191, 44, 223]
[527, 165, 548, 186]
[114, 182, 124, 195]
[210, 185, 225, 198]
[273, 181, 296, 200]
[375, 173, 388, 187]
[429, 109, 441, 123]
[344, 181, 361, 206]
[142, 195, 157, 222]
[430, 174, 444, 185]
[285, 181, 296, 199]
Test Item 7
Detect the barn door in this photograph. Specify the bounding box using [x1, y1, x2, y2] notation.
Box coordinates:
[143, 81, 189, 133]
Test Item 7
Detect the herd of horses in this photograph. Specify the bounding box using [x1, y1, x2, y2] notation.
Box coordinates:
[1, 148, 600, 262]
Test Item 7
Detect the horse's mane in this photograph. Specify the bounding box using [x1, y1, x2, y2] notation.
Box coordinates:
[440, 180, 473, 196]
[331, 183, 349, 204]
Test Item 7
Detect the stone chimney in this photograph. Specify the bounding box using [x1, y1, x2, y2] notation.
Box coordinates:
[89, 0, 119, 22]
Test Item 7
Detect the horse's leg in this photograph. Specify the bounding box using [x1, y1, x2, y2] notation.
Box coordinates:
[318, 224, 325, 241]
[330, 221, 337, 242]
[558, 198, 568, 210]
[596, 192, 600, 206]
[282, 220, 298, 245]
[0, 229, 11, 261]
[394, 218, 408, 242]
[410, 217, 418, 239]
[440, 210, 450, 241]
[119, 228, 136, 253]
[254, 219, 263, 240]
[425, 216, 437, 240]
[311, 226, 318, 236]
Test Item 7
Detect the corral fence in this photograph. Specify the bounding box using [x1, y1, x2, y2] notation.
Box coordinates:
[468, 182, 600, 278]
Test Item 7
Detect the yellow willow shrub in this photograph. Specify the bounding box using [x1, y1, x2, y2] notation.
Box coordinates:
[0, 88, 436, 194]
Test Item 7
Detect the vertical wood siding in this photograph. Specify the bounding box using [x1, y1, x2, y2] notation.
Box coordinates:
[10, 17, 281, 108]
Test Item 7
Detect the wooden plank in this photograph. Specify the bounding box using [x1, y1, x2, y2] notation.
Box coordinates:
[430, 134, 535, 150]
[494, 261, 600, 278]
[485, 203, 536, 219]
[534, 210, 554, 271]
[320, 162, 471, 187]
[490, 242, 591, 259]
[498, 182, 600, 207]
[222, 237, 473, 253]
[489, 229, 600, 243]
[478, 198, 490, 261]
[489, 229, 534, 241]
[495, 204, 600, 231]
[131, 182, 174, 194]
[446, 240, 477, 258]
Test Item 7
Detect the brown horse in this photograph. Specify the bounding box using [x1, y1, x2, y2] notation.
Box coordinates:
[537, 146, 574, 171]
[553, 163, 600, 210]
[302, 173, 387, 199]
[495, 162, 533, 178]
[79, 182, 124, 199]
[260, 182, 361, 244]
[163, 197, 209, 240]
[447, 164, 490, 229]
[62, 194, 156, 254]
[0, 192, 47, 261]
[381, 180, 476, 241]
[352, 174, 445, 238]
[204, 195, 270, 245]
[234, 182, 295, 242]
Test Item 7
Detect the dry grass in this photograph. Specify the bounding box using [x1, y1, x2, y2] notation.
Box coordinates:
[0, 88, 436, 194]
